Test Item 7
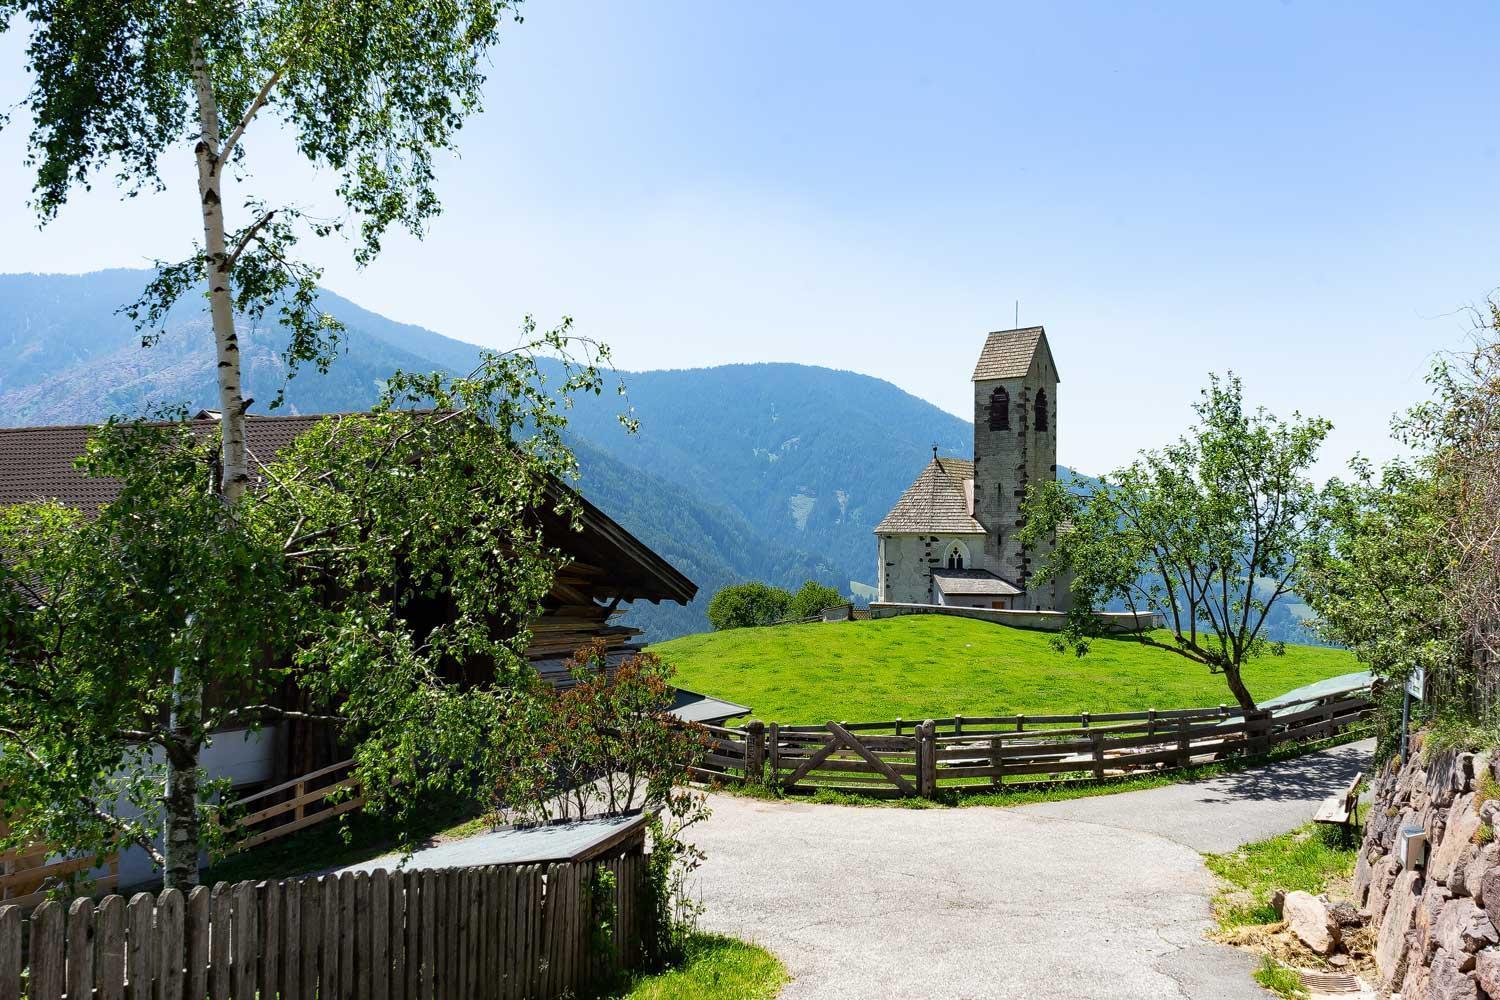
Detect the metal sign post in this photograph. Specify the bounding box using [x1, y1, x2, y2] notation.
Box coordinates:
[1402, 666, 1426, 765]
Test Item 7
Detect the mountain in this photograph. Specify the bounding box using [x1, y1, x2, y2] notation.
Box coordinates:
[0, 269, 960, 640]
[0, 269, 1327, 646]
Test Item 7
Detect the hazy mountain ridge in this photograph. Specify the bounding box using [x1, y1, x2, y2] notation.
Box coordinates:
[0, 269, 1325, 646]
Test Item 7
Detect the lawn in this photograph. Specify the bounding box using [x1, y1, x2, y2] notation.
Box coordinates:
[605, 934, 787, 1000]
[651, 616, 1360, 724]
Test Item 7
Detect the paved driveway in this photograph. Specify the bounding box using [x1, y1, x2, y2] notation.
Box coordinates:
[688, 739, 1373, 1000]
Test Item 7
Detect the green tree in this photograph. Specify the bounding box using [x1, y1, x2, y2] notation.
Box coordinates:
[1023, 374, 1331, 712]
[788, 580, 844, 619]
[0, 325, 618, 889]
[1, 0, 522, 501]
[706, 582, 793, 631]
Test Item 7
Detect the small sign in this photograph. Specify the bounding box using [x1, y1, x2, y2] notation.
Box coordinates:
[1406, 666, 1426, 701]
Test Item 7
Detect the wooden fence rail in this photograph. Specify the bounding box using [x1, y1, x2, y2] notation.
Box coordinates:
[0, 855, 646, 1000]
[689, 686, 1375, 799]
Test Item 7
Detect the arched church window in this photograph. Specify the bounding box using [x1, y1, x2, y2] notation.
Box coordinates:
[1034, 388, 1049, 432]
[988, 387, 1010, 430]
[944, 541, 968, 569]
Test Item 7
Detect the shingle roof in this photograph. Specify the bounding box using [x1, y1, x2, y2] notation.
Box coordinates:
[971, 326, 1047, 381]
[874, 455, 986, 534]
[932, 568, 1022, 597]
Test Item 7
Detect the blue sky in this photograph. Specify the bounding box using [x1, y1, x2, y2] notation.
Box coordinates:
[1, 2, 1496, 478]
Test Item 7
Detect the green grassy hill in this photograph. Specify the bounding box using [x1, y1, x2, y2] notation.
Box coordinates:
[650, 616, 1359, 725]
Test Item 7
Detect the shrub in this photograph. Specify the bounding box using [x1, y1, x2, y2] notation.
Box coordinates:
[788, 580, 844, 620]
[706, 582, 792, 630]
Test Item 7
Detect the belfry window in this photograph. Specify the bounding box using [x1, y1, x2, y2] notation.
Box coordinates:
[1034, 388, 1049, 432]
[988, 387, 1010, 430]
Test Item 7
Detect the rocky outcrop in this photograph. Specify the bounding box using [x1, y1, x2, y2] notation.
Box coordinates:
[1358, 746, 1500, 998]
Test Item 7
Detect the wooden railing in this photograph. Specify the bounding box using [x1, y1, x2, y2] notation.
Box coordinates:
[0, 855, 647, 1000]
[688, 686, 1375, 799]
[230, 759, 365, 851]
[0, 844, 118, 912]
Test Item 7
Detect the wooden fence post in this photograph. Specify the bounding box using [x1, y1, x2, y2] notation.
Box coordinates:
[1177, 717, 1191, 768]
[918, 720, 937, 799]
[989, 737, 1002, 791]
[954, 715, 964, 737]
[1147, 708, 1157, 738]
[1091, 731, 1105, 781]
[745, 721, 765, 784]
[767, 723, 781, 789]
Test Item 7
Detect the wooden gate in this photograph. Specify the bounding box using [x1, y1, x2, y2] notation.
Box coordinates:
[771, 722, 922, 798]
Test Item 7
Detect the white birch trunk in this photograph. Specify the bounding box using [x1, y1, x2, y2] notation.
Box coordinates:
[190, 42, 249, 500]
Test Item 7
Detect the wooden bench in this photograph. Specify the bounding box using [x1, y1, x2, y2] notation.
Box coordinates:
[1314, 773, 1363, 841]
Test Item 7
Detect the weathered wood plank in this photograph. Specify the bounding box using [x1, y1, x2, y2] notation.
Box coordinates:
[420, 871, 436, 1000]
[372, 869, 390, 1000]
[30, 900, 64, 1000]
[182, 889, 208, 1000]
[320, 876, 340, 1000]
[0, 906, 21, 1000]
[66, 898, 96, 1000]
[259, 881, 280, 1000]
[157, 888, 185, 1000]
[284, 879, 303, 1000]
[233, 882, 258, 1000]
[354, 872, 372, 1000]
[210, 883, 232, 1000]
[127, 892, 154, 1000]
[98, 895, 128, 1000]
[299, 879, 321, 1000]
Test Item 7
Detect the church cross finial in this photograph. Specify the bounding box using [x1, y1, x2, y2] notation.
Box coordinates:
[932, 444, 938, 461]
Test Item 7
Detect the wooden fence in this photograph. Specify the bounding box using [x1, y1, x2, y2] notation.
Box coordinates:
[0, 855, 646, 1000]
[688, 686, 1374, 799]
[230, 760, 364, 852]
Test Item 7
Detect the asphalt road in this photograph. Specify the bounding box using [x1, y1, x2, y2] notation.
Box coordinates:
[687, 739, 1374, 1000]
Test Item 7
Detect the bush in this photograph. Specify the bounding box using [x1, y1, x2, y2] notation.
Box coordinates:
[706, 582, 792, 630]
[788, 580, 844, 620]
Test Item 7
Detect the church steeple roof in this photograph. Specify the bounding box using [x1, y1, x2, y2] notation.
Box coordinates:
[971, 326, 1058, 382]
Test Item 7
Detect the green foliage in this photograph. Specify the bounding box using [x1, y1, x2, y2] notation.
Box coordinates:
[1253, 957, 1309, 1000]
[787, 580, 844, 619]
[1023, 373, 1332, 710]
[706, 582, 793, 630]
[653, 615, 1358, 725]
[0, 322, 629, 876]
[1, 0, 524, 380]
[1205, 823, 1355, 931]
[605, 933, 788, 1000]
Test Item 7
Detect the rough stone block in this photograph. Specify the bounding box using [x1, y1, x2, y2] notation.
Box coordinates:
[1422, 886, 1456, 961]
[1370, 857, 1404, 927]
[1284, 890, 1341, 956]
[1484, 866, 1500, 931]
[1475, 947, 1500, 998]
[1468, 844, 1498, 905]
[1437, 898, 1500, 962]
[1379, 870, 1425, 989]
[1434, 794, 1483, 885]
[1429, 949, 1480, 1000]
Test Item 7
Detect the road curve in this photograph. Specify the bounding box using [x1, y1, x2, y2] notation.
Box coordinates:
[688, 739, 1373, 1000]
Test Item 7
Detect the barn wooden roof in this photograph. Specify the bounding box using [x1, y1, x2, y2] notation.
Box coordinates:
[0, 413, 696, 606]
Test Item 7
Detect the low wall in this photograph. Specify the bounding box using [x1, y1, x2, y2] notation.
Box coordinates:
[1355, 741, 1500, 998]
[867, 602, 1162, 633]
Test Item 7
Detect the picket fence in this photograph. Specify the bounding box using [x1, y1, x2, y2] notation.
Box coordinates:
[689, 685, 1374, 798]
[0, 855, 646, 1000]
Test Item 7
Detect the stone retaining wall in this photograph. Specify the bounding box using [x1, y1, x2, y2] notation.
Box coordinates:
[866, 602, 1163, 633]
[1356, 741, 1500, 998]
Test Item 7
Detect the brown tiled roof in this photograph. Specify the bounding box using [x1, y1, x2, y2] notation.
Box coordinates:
[932, 568, 1022, 597]
[0, 413, 697, 605]
[971, 326, 1047, 381]
[0, 414, 326, 509]
[874, 455, 986, 535]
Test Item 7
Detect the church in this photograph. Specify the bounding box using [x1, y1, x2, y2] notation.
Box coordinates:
[874, 326, 1072, 611]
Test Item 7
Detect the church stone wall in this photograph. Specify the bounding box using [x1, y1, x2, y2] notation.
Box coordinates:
[878, 533, 990, 604]
[972, 349, 1059, 600]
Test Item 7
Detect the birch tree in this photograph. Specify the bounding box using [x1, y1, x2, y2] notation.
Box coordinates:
[0, 327, 620, 889]
[1, 0, 524, 889]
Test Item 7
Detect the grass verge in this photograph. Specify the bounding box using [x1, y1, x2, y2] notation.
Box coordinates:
[603, 933, 788, 1000]
[1253, 956, 1309, 999]
[1204, 822, 1357, 931]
